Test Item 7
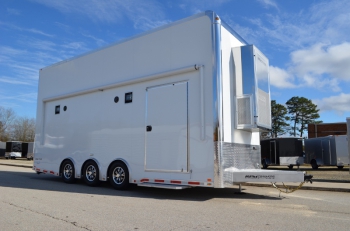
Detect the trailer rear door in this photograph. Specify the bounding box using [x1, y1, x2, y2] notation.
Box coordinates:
[145, 82, 188, 172]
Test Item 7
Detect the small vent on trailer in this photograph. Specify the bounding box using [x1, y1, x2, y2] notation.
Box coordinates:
[257, 89, 271, 127]
[236, 95, 253, 128]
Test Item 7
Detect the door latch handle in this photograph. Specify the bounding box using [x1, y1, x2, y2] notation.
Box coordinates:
[146, 125, 152, 132]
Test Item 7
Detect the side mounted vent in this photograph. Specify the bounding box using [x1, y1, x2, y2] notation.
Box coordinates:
[236, 95, 253, 129]
[257, 89, 271, 128]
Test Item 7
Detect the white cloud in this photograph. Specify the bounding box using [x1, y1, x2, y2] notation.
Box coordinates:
[61, 42, 87, 50]
[270, 60, 342, 92]
[32, 0, 170, 31]
[0, 77, 32, 85]
[133, 17, 171, 31]
[257, 0, 279, 10]
[269, 66, 296, 88]
[237, 0, 350, 51]
[314, 93, 350, 115]
[81, 33, 107, 47]
[291, 43, 350, 81]
[268, 42, 350, 91]
[0, 46, 27, 56]
[177, 0, 230, 14]
[0, 92, 37, 103]
[20, 38, 56, 51]
[7, 8, 21, 15]
[0, 21, 54, 37]
[26, 28, 54, 37]
[250, 0, 350, 93]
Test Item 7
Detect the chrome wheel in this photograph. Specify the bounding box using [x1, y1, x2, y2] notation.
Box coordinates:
[109, 162, 129, 190]
[61, 160, 75, 184]
[82, 161, 100, 186]
[63, 163, 73, 179]
[112, 167, 125, 185]
[85, 165, 97, 182]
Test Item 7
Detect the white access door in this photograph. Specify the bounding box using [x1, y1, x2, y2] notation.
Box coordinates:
[145, 82, 188, 172]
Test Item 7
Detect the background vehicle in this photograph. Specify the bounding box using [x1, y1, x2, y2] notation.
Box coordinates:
[261, 138, 304, 169]
[5, 141, 22, 159]
[0, 142, 5, 158]
[305, 135, 349, 169]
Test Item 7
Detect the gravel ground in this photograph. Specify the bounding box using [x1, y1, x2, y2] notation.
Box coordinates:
[304, 168, 350, 182]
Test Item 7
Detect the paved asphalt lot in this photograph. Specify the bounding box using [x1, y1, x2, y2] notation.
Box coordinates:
[1, 164, 350, 231]
[1, 158, 350, 192]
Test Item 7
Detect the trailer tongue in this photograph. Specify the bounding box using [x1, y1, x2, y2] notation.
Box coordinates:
[224, 168, 306, 183]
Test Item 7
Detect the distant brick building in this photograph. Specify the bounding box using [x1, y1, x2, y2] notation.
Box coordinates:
[308, 123, 347, 138]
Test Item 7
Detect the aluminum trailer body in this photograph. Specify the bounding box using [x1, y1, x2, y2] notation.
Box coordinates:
[305, 135, 349, 169]
[34, 11, 307, 190]
[261, 138, 303, 169]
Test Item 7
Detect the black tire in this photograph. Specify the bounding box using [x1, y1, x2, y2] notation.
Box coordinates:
[288, 165, 293, 169]
[83, 160, 100, 186]
[337, 166, 344, 170]
[311, 161, 318, 170]
[61, 160, 76, 184]
[262, 160, 268, 169]
[109, 162, 129, 190]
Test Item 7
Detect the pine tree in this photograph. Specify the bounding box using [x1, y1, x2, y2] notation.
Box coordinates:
[286, 96, 321, 137]
[270, 100, 290, 138]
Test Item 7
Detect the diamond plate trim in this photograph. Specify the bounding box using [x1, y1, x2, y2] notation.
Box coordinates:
[214, 142, 261, 187]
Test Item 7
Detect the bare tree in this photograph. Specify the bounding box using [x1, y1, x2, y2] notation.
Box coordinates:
[0, 106, 17, 141]
[10, 117, 36, 142]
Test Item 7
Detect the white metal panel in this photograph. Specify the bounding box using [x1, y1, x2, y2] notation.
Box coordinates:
[145, 82, 188, 172]
[220, 26, 246, 143]
[279, 157, 304, 165]
[334, 135, 349, 165]
[35, 13, 215, 184]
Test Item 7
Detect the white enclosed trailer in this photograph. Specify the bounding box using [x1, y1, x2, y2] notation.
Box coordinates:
[34, 11, 310, 190]
[305, 135, 349, 169]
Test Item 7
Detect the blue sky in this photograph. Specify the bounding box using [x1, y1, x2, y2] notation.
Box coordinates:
[1, 0, 350, 123]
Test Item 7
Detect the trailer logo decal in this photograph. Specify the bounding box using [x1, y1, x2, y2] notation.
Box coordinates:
[245, 175, 275, 180]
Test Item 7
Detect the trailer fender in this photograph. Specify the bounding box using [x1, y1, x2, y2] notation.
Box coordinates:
[107, 158, 131, 182]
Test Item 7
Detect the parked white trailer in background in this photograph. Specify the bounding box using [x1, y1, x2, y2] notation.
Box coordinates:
[5, 141, 22, 159]
[305, 135, 349, 169]
[34, 11, 311, 190]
